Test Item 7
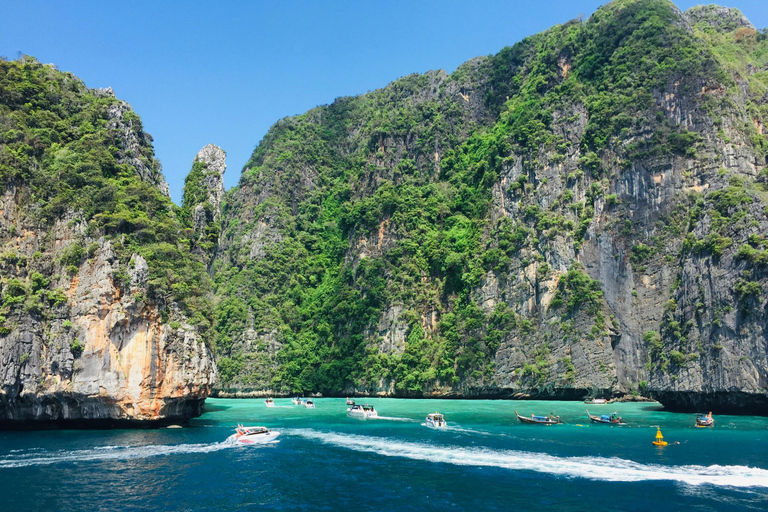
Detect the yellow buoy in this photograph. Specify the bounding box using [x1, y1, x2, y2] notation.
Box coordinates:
[653, 427, 668, 446]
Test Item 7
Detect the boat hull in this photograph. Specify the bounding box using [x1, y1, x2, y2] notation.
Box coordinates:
[348, 410, 377, 419]
[586, 410, 626, 425]
[228, 431, 281, 445]
[588, 417, 626, 425]
[515, 411, 561, 425]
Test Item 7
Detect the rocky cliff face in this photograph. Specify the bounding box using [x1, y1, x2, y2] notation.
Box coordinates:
[0, 58, 215, 426]
[207, 0, 768, 414]
[181, 144, 226, 267]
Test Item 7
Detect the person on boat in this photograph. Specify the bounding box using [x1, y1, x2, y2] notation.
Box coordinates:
[707, 411, 713, 419]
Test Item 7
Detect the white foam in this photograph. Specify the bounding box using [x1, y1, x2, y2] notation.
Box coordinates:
[288, 429, 768, 488]
[0, 441, 235, 469]
[374, 416, 417, 422]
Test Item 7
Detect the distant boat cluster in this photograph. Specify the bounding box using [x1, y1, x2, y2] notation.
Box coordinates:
[231, 397, 719, 446]
[514, 398, 716, 446]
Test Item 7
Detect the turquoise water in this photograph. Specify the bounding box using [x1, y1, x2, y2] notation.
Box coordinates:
[1, 398, 767, 511]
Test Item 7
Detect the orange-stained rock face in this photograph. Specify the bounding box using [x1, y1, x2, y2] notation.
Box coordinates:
[0, 201, 216, 425]
[66, 247, 215, 421]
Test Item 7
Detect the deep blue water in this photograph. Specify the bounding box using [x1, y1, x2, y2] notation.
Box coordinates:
[1, 398, 767, 511]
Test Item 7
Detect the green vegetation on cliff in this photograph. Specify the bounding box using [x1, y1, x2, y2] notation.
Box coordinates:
[0, 57, 212, 330]
[211, 0, 768, 400]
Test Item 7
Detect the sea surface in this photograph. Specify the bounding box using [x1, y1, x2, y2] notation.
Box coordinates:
[1, 398, 767, 511]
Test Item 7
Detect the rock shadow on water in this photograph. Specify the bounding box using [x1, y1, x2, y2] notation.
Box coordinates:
[202, 403, 232, 413]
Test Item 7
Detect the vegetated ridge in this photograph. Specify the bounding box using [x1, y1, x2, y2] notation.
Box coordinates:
[2, 0, 767, 426]
[209, 0, 768, 414]
[0, 57, 216, 426]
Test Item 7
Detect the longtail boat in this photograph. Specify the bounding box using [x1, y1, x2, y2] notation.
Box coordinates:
[584, 397, 613, 405]
[586, 410, 626, 425]
[695, 412, 714, 427]
[515, 410, 562, 425]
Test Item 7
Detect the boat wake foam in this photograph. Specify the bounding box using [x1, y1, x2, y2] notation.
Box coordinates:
[444, 425, 497, 436]
[374, 416, 417, 422]
[288, 429, 768, 487]
[0, 441, 235, 469]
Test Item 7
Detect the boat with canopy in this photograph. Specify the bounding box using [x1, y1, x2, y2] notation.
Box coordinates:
[515, 410, 562, 425]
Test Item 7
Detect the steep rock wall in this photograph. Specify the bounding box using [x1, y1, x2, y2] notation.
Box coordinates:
[0, 58, 216, 426]
[208, 0, 768, 413]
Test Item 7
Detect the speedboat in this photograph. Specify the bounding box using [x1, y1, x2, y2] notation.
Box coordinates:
[291, 397, 303, 405]
[425, 412, 447, 428]
[515, 410, 562, 425]
[303, 399, 315, 409]
[265, 398, 275, 407]
[696, 412, 714, 427]
[587, 410, 626, 425]
[584, 397, 612, 405]
[346, 398, 355, 405]
[229, 425, 280, 445]
[347, 404, 377, 418]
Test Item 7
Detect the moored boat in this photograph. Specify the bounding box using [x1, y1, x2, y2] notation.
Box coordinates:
[346, 398, 355, 405]
[425, 412, 447, 428]
[229, 425, 280, 444]
[291, 396, 303, 405]
[586, 410, 626, 425]
[515, 410, 561, 425]
[584, 397, 612, 405]
[696, 412, 714, 427]
[348, 404, 377, 418]
[303, 399, 316, 409]
[265, 398, 275, 407]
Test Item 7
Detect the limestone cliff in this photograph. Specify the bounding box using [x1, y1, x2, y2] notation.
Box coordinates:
[0, 58, 216, 426]
[181, 144, 226, 267]
[209, 0, 768, 414]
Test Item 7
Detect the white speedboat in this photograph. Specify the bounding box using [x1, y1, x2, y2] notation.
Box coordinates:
[425, 412, 447, 428]
[347, 404, 377, 418]
[291, 396, 303, 405]
[584, 397, 612, 405]
[303, 399, 315, 409]
[265, 398, 275, 407]
[346, 398, 355, 405]
[229, 425, 280, 445]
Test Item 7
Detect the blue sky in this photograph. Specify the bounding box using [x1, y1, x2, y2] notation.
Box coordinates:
[1, 1, 766, 204]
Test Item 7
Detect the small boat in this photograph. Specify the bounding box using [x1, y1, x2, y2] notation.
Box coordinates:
[584, 397, 612, 405]
[346, 398, 355, 406]
[695, 412, 714, 427]
[230, 425, 280, 445]
[425, 412, 447, 428]
[291, 397, 303, 405]
[348, 404, 378, 418]
[587, 410, 626, 425]
[515, 410, 562, 425]
[303, 399, 316, 409]
[653, 427, 668, 446]
[265, 398, 275, 407]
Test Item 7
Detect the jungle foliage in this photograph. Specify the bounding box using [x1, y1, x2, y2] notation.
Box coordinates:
[0, 57, 212, 332]
[211, 0, 768, 394]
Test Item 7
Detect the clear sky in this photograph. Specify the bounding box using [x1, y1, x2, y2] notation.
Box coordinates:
[1, 1, 766, 204]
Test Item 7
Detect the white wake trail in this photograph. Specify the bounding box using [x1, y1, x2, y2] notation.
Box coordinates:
[0, 441, 236, 469]
[288, 429, 768, 488]
[374, 416, 418, 422]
